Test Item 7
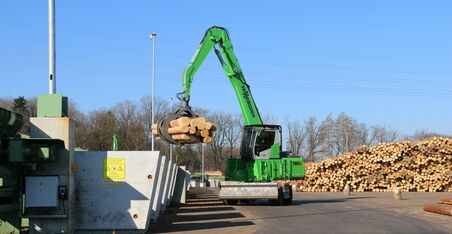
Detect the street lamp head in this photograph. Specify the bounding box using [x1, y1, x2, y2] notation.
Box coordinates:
[150, 33, 157, 39]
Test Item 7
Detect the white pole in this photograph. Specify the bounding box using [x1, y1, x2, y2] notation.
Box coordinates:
[150, 33, 157, 151]
[48, 0, 56, 94]
[201, 143, 205, 185]
[169, 97, 173, 161]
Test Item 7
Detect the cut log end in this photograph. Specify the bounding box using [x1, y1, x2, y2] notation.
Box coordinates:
[151, 116, 217, 145]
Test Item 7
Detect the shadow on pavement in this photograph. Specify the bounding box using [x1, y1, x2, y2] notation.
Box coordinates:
[148, 187, 255, 233]
[163, 221, 255, 232]
[295, 196, 375, 205]
[294, 199, 347, 205]
[176, 206, 236, 213]
[183, 202, 225, 207]
[346, 196, 376, 199]
[241, 195, 377, 206]
[175, 212, 246, 222]
[242, 204, 421, 222]
[243, 199, 347, 206]
[187, 199, 223, 203]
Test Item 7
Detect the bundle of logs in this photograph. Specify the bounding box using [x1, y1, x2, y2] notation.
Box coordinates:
[283, 137, 452, 192]
[151, 117, 217, 144]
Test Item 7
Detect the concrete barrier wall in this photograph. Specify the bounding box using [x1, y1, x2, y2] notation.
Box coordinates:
[186, 170, 191, 191]
[147, 155, 164, 223]
[74, 151, 161, 231]
[168, 163, 178, 203]
[172, 166, 190, 204]
[73, 151, 186, 233]
[159, 159, 172, 214]
[153, 155, 169, 221]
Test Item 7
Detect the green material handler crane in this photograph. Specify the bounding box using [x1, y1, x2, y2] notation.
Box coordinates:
[158, 26, 305, 205]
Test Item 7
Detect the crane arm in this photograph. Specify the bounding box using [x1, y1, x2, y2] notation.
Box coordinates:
[180, 26, 263, 126]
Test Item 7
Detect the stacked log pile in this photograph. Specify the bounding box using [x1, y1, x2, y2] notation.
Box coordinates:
[286, 137, 452, 192]
[152, 117, 217, 144]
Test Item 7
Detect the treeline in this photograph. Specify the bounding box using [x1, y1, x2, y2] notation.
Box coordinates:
[1, 96, 449, 172]
[286, 114, 452, 162]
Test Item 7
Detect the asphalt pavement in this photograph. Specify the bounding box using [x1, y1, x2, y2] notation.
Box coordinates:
[150, 188, 452, 234]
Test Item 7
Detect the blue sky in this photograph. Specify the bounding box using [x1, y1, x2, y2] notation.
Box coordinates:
[1, 1, 451, 136]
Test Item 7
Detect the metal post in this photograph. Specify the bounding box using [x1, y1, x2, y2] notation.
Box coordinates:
[169, 97, 173, 161]
[48, 0, 56, 94]
[201, 143, 205, 185]
[150, 33, 157, 151]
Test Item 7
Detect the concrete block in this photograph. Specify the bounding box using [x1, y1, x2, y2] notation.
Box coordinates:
[74, 151, 161, 232]
[185, 170, 191, 191]
[161, 161, 174, 213]
[147, 155, 164, 222]
[153, 156, 169, 221]
[168, 163, 178, 202]
[172, 166, 188, 204]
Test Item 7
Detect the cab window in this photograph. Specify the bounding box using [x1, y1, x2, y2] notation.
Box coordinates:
[254, 130, 275, 156]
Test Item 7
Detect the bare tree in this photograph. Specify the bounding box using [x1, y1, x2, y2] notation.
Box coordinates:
[0, 98, 12, 110]
[26, 97, 37, 118]
[223, 113, 243, 158]
[286, 118, 307, 157]
[205, 112, 230, 170]
[305, 117, 325, 162]
[370, 125, 399, 144]
[2, 93, 418, 173]
[410, 129, 449, 141]
[114, 101, 147, 150]
[85, 109, 117, 150]
[262, 113, 277, 124]
[319, 114, 337, 159]
[68, 101, 90, 149]
[319, 113, 369, 159]
[138, 96, 171, 151]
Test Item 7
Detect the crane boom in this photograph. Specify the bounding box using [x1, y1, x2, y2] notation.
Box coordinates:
[181, 26, 263, 126]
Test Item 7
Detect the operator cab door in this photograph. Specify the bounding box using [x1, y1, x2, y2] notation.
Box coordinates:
[241, 125, 281, 160]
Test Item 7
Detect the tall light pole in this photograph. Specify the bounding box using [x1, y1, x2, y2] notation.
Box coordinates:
[169, 97, 173, 161]
[150, 33, 157, 151]
[48, 0, 56, 94]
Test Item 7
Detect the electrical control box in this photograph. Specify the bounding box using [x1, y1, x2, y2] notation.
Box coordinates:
[25, 176, 59, 207]
[37, 94, 68, 117]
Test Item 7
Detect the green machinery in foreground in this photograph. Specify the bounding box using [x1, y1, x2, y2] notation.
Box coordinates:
[0, 105, 67, 233]
[158, 26, 305, 205]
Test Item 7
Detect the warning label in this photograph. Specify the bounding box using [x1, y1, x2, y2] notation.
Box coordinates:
[103, 158, 125, 185]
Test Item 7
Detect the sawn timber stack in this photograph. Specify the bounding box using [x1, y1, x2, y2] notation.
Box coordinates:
[283, 137, 452, 192]
[423, 197, 452, 216]
[152, 117, 217, 144]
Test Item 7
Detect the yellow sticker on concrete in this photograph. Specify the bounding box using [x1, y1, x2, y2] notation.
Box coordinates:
[103, 158, 125, 185]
